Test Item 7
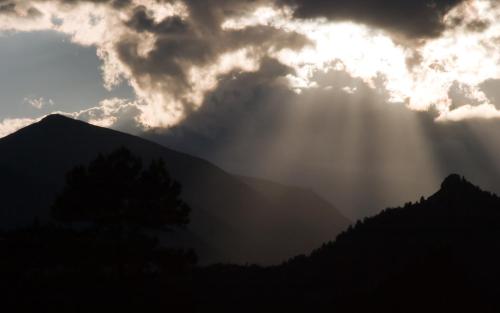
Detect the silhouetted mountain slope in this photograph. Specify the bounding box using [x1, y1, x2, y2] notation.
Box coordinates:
[0, 115, 348, 264]
[238, 176, 349, 259]
[197, 175, 500, 312]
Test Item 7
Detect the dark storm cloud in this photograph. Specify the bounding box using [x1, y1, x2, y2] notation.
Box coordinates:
[117, 0, 310, 108]
[279, 0, 466, 38]
[0, 0, 128, 18]
[57, 0, 131, 8]
[0, 2, 16, 13]
[126, 7, 188, 34]
[0, 1, 41, 16]
[149, 57, 294, 140]
[445, 0, 500, 33]
[465, 19, 491, 32]
[182, 0, 272, 30]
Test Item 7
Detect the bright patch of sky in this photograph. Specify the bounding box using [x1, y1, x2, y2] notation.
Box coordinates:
[0, 30, 134, 119]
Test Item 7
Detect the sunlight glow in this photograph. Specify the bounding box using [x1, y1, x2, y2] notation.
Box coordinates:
[224, 0, 500, 122]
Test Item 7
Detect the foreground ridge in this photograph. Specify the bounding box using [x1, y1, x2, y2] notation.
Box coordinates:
[198, 174, 500, 313]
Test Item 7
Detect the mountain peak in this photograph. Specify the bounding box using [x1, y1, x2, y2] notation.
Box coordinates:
[39, 114, 75, 124]
[432, 174, 492, 206]
[0, 114, 88, 142]
[29, 114, 92, 133]
[440, 173, 467, 190]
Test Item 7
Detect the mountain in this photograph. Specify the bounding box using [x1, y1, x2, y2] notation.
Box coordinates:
[238, 176, 349, 260]
[197, 174, 500, 312]
[0, 114, 349, 264]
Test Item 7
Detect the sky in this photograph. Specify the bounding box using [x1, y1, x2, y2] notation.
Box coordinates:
[0, 30, 134, 119]
[3, 0, 500, 217]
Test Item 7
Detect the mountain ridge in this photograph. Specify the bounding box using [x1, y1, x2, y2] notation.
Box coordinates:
[0, 114, 350, 264]
[198, 174, 500, 312]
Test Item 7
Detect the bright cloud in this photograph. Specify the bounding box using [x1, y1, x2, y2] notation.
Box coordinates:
[24, 96, 54, 109]
[2, 0, 500, 138]
[0, 117, 40, 137]
[224, 0, 500, 122]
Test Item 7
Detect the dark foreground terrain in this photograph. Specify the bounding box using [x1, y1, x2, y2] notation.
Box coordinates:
[3, 173, 500, 312]
[0, 115, 349, 264]
[197, 174, 500, 312]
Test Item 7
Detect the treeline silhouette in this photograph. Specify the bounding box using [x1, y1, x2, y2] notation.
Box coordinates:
[195, 174, 500, 312]
[4, 149, 500, 313]
[1, 148, 196, 312]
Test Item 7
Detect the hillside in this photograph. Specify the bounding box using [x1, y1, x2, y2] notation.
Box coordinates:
[238, 176, 350, 259]
[0, 114, 349, 264]
[198, 174, 500, 312]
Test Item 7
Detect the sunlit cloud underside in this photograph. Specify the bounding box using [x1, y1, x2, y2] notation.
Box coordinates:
[224, 1, 500, 121]
[1, 0, 500, 137]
